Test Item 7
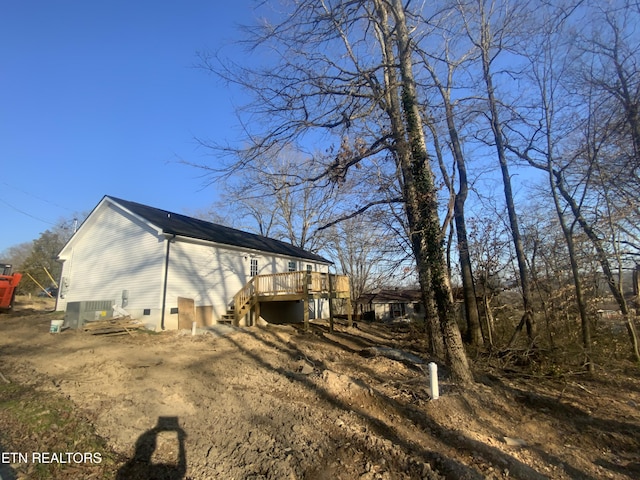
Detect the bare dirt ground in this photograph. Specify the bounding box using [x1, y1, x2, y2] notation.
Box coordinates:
[1, 298, 639, 480]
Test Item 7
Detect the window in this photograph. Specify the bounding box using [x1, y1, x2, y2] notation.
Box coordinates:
[391, 303, 405, 318]
[306, 264, 313, 272]
[250, 258, 258, 276]
[288, 261, 296, 272]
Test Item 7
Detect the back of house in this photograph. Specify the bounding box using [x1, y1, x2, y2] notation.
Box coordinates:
[55, 196, 333, 330]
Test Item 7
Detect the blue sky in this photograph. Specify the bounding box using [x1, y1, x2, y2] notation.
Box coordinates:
[1, 1, 255, 252]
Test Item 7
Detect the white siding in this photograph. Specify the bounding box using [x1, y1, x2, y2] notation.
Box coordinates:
[57, 203, 166, 327]
[164, 238, 329, 326]
[165, 240, 247, 325]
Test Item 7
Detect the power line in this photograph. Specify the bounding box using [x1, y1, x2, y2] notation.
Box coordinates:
[0, 197, 58, 226]
[0, 182, 74, 212]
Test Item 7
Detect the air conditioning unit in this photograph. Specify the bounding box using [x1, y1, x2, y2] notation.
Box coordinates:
[65, 300, 114, 329]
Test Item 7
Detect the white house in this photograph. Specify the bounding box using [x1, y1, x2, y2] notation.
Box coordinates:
[56, 196, 346, 330]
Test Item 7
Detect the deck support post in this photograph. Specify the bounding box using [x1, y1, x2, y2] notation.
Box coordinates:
[253, 301, 260, 326]
[303, 272, 311, 331]
[328, 274, 335, 332]
[303, 297, 309, 331]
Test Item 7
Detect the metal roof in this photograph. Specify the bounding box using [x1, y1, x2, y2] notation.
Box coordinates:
[107, 196, 331, 264]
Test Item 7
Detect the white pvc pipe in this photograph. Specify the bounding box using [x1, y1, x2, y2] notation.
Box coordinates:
[191, 321, 197, 336]
[428, 362, 439, 400]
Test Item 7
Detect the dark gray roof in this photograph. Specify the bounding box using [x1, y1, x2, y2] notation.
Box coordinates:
[107, 196, 331, 264]
[356, 289, 423, 304]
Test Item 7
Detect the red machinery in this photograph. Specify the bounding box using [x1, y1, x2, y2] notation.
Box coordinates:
[0, 264, 22, 311]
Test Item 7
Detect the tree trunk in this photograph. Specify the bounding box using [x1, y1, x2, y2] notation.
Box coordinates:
[448, 106, 483, 347]
[387, 0, 472, 383]
[422, 266, 446, 359]
[424, 55, 483, 347]
[478, 13, 536, 345]
[373, 0, 448, 368]
[545, 147, 593, 371]
[482, 294, 495, 348]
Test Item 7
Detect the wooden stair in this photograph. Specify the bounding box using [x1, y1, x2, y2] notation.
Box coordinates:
[227, 277, 257, 326]
[218, 306, 236, 325]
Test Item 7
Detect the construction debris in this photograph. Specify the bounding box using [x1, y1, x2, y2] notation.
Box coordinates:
[81, 317, 145, 336]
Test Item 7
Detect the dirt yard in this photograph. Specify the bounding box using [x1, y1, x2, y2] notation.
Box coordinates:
[1, 298, 639, 480]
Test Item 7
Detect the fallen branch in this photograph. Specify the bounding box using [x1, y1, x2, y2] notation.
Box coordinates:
[570, 381, 594, 395]
[360, 346, 424, 366]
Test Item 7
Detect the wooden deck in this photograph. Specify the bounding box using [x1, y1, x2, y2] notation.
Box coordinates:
[230, 271, 351, 329]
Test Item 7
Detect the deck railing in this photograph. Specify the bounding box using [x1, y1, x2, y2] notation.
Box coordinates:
[232, 271, 350, 323]
[255, 271, 306, 295]
[253, 271, 349, 296]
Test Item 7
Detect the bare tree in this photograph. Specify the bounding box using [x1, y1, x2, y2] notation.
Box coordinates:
[324, 215, 401, 309]
[550, 1, 640, 362]
[0, 242, 33, 271]
[502, 0, 596, 369]
[582, 1, 640, 168]
[199, 0, 473, 382]
[457, 0, 537, 345]
[210, 148, 340, 253]
[416, 12, 483, 346]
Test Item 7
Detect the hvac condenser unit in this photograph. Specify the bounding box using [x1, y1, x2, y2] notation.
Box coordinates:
[65, 300, 114, 329]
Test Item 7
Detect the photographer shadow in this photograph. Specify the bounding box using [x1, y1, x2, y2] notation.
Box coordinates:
[116, 416, 187, 480]
[0, 442, 18, 480]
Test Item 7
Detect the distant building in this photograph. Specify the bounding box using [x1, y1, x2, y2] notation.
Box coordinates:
[355, 288, 424, 322]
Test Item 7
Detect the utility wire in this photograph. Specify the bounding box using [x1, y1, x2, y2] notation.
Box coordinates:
[0, 197, 57, 226]
[0, 182, 74, 212]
